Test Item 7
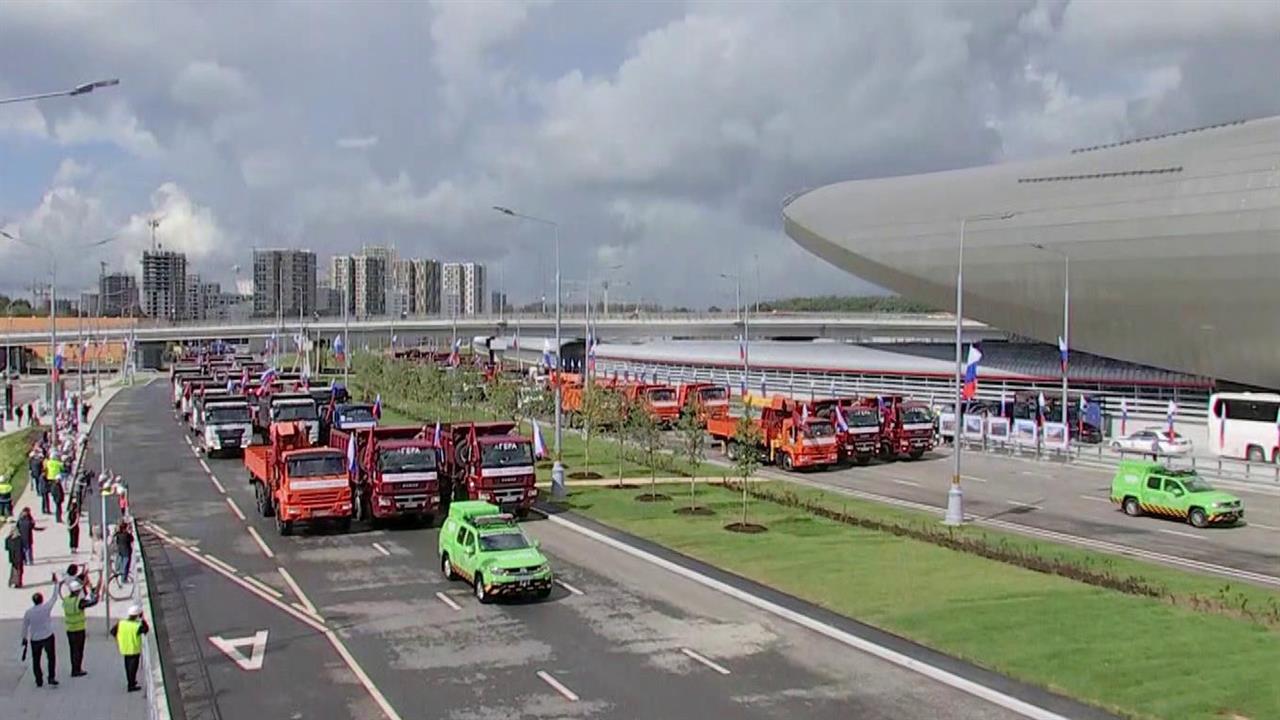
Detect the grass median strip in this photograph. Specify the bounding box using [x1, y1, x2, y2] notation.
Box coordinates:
[0, 427, 39, 499]
[556, 482, 1280, 720]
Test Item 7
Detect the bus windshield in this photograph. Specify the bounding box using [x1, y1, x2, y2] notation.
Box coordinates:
[481, 441, 534, 468]
[380, 447, 438, 473]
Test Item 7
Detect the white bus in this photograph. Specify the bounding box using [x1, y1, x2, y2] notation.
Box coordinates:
[1208, 392, 1280, 463]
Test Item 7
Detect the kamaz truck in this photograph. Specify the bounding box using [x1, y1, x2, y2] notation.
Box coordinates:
[331, 425, 442, 526]
[441, 422, 538, 517]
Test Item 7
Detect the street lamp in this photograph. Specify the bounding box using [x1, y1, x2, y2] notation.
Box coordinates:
[1032, 243, 1070, 451]
[945, 211, 1016, 526]
[493, 205, 565, 499]
[0, 78, 120, 106]
[0, 230, 115, 446]
[719, 272, 750, 397]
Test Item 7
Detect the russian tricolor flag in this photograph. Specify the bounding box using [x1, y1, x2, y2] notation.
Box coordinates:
[373, 393, 382, 419]
[1120, 398, 1128, 436]
[333, 334, 346, 364]
[961, 344, 982, 400]
[1166, 401, 1177, 440]
[531, 418, 548, 459]
[346, 432, 358, 473]
[833, 404, 849, 432]
[53, 343, 65, 381]
[1057, 336, 1069, 375]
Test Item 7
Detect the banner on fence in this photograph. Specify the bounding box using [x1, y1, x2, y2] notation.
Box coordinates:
[1013, 418, 1038, 446]
[1043, 422, 1068, 449]
[963, 413, 985, 440]
[988, 417, 1011, 443]
[938, 412, 957, 439]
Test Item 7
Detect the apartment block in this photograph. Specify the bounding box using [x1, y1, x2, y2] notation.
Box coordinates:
[253, 249, 317, 318]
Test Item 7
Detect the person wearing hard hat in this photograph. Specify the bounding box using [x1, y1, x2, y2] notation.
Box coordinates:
[109, 603, 149, 692]
[58, 570, 101, 677]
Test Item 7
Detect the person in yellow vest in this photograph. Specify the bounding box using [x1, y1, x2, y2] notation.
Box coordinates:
[0, 474, 12, 517]
[110, 603, 149, 692]
[42, 452, 65, 523]
[59, 573, 101, 677]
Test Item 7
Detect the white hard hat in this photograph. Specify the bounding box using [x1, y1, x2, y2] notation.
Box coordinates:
[67, 579, 83, 593]
[128, 603, 143, 617]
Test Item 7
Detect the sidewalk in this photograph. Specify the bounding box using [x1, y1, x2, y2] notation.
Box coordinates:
[0, 381, 142, 719]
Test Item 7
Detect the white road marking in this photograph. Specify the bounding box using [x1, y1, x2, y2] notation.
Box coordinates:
[225, 497, 247, 521]
[542, 511, 1075, 720]
[247, 526, 276, 559]
[323, 627, 405, 720]
[1155, 528, 1204, 540]
[681, 648, 731, 675]
[536, 670, 580, 702]
[891, 479, 920, 488]
[204, 554, 237, 574]
[961, 475, 988, 483]
[1005, 500, 1042, 510]
[278, 567, 318, 615]
[199, 458, 212, 474]
[1020, 471, 1054, 479]
[1247, 522, 1280, 532]
[555, 579, 584, 596]
[209, 474, 226, 493]
[1079, 495, 1111, 503]
[208, 630, 268, 671]
[435, 591, 462, 611]
[371, 542, 391, 557]
[243, 575, 284, 599]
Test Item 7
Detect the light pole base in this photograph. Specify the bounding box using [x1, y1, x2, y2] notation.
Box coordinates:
[551, 461, 566, 501]
[942, 482, 965, 526]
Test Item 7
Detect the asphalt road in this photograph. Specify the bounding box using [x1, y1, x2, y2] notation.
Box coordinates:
[736, 444, 1280, 587]
[101, 381, 1075, 720]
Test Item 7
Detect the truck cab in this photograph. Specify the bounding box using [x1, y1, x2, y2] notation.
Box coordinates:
[333, 403, 378, 432]
[198, 394, 253, 456]
[622, 383, 681, 425]
[444, 422, 538, 517]
[245, 421, 352, 535]
[762, 405, 839, 471]
[334, 425, 442, 525]
[678, 383, 731, 424]
[878, 396, 935, 460]
[1110, 460, 1243, 528]
[810, 399, 880, 465]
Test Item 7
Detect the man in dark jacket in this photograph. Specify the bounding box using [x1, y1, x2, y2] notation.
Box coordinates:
[17, 508, 42, 564]
[5, 524, 23, 588]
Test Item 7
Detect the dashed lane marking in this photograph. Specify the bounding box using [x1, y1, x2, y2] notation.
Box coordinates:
[371, 542, 391, 557]
[555, 579, 584, 596]
[243, 575, 284, 599]
[199, 458, 212, 474]
[435, 592, 462, 611]
[961, 475, 988, 483]
[681, 648, 731, 675]
[209, 474, 226, 494]
[536, 670, 580, 702]
[1079, 495, 1111, 503]
[278, 567, 318, 615]
[1155, 528, 1204, 540]
[204, 554, 237, 574]
[891, 479, 920, 488]
[1005, 500, 1042, 510]
[246, 526, 276, 558]
[225, 497, 247, 521]
[1247, 522, 1280, 532]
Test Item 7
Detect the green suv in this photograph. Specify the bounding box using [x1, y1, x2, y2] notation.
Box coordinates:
[438, 500, 553, 602]
[1110, 460, 1243, 528]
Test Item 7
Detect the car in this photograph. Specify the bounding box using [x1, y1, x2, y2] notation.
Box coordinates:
[1110, 460, 1243, 528]
[437, 500, 553, 603]
[1110, 427, 1193, 456]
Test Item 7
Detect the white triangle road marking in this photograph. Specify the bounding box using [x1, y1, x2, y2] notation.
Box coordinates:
[208, 630, 268, 671]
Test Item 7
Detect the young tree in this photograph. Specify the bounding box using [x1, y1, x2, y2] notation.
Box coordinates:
[730, 408, 763, 528]
[578, 385, 609, 477]
[629, 403, 665, 500]
[676, 400, 708, 511]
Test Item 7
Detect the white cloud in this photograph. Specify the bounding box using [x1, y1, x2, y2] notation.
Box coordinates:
[171, 60, 256, 113]
[51, 101, 160, 157]
[336, 135, 378, 150]
[52, 158, 93, 186]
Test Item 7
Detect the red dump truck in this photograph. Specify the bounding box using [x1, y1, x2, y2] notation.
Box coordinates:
[875, 395, 936, 460]
[707, 395, 839, 471]
[677, 382, 731, 425]
[441, 422, 538, 517]
[804, 398, 882, 465]
[331, 425, 441, 526]
[245, 421, 353, 535]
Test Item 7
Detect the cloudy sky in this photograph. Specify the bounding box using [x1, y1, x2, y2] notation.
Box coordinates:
[1, 0, 1276, 308]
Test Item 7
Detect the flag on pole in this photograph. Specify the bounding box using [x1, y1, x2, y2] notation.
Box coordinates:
[333, 334, 346, 364]
[760, 378, 767, 396]
[961, 344, 982, 399]
[1037, 392, 1047, 426]
[738, 335, 747, 363]
[1057, 336, 1069, 375]
[1120, 398, 1128, 436]
[1166, 401, 1177, 440]
[346, 432, 358, 473]
[53, 343, 65, 382]
[829, 378, 837, 398]
[801, 403, 809, 424]
[531, 418, 548, 459]
[833, 404, 849, 432]
[449, 338, 462, 367]
[432, 421, 442, 450]
[999, 389, 1007, 417]
[373, 393, 382, 419]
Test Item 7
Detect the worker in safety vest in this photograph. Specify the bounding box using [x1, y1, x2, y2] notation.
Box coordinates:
[109, 603, 149, 692]
[59, 573, 101, 677]
[0, 474, 12, 517]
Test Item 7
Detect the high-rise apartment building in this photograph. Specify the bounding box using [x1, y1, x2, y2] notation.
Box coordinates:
[253, 249, 317, 318]
[141, 250, 187, 320]
[442, 262, 486, 316]
[184, 274, 204, 320]
[390, 259, 415, 318]
[413, 259, 441, 315]
[99, 272, 139, 316]
[330, 256, 354, 315]
[353, 252, 387, 318]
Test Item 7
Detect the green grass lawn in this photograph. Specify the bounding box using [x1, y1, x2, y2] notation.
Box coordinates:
[561, 482, 1280, 720]
[0, 428, 39, 500]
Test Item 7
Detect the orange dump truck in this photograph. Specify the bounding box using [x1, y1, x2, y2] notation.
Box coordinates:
[706, 395, 839, 471]
[245, 421, 353, 535]
[677, 382, 731, 425]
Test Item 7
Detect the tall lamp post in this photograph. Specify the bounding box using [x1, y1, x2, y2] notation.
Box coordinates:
[0, 230, 115, 446]
[0, 78, 119, 106]
[1032, 243, 1070, 450]
[945, 212, 1016, 526]
[719, 272, 750, 397]
[493, 205, 565, 498]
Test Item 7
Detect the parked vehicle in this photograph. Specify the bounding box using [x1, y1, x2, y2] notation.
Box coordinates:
[1110, 460, 1242, 528]
[1111, 428, 1193, 457]
[875, 396, 935, 460]
[676, 383, 731, 425]
[440, 422, 538, 517]
[1208, 391, 1280, 463]
[195, 394, 253, 456]
[256, 392, 321, 444]
[438, 500, 553, 603]
[245, 421, 353, 535]
[331, 425, 441, 526]
[707, 395, 839, 471]
[807, 398, 880, 465]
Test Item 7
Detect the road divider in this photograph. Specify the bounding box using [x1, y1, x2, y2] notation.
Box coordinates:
[681, 648, 731, 675]
[536, 670, 580, 702]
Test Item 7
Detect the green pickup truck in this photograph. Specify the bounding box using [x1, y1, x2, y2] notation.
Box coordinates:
[438, 500, 553, 602]
[1110, 460, 1243, 528]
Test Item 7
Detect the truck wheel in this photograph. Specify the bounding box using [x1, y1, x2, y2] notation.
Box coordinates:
[334, 518, 352, 533]
[1122, 497, 1142, 517]
[1246, 446, 1265, 463]
[275, 509, 293, 536]
[474, 573, 491, 604]
[515, 507, 530, 520]
[1188, 508, 1208, 528]
[908, 449, 924, 460]
[855, 455, 870, 466]
[779, 453, 794, 471]
[441, 554, 458, 580]
[726, 442, 739, 461]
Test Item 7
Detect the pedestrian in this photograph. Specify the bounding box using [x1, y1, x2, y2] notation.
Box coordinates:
[42, 452, 64, 516]
[28, 404, 38, 426]
[33, 453, 50, 516]
[59, 572, 101, 677]
[17, 507, 42, 564]
[5, 523, 23, 588]
[0, 474, 12, 518]
[15, 404, 23, 426]
[114, 521, 133, 582]
[66, 497, 80, 553]
[80, 401, 89, 424]
[50, 478, 65, 525]
[21, 573, 61, 687]
[110, 603, 149, 692]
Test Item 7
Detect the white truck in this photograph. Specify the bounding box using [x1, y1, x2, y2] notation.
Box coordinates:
[260, 392, 321, 445]
[196, 394, 254, 456]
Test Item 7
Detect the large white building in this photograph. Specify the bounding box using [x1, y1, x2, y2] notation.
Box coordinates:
[442, 262, 485, 316]
[783, 116, 1280, 389]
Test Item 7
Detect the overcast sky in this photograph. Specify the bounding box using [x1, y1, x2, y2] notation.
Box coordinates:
[1, 0, 1277, 307]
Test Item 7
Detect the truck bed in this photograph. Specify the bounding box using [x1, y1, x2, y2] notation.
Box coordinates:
[244, 444, 272, 481]
[706, 415, 745, 440]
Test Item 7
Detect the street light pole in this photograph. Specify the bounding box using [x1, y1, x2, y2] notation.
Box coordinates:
[0, 78, 120, 106]
[720, 272, 749, 397]
[493, 206, 564, 498]
[945, 212, 1016, 526]
[1032, 244, 1070, 452]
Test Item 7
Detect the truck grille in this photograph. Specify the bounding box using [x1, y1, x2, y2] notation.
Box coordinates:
[296, 489, 347, 507]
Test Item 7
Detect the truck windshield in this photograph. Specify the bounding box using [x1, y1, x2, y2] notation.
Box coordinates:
[481, 441, 534, 468]
[805, 420, 836, 438]
[380, 447, 438, 473]
[848, 409, 879, 428]
[698, 387, 728, 402]
[648, 389, 676, 403]
[478, 531, 531, 551]
[287, 454, 345, 477]
[206, 406, 250, 424]
[340, 407, 376, 424]
[273, 403, 318, 421]
[901, 407, 933, 425]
